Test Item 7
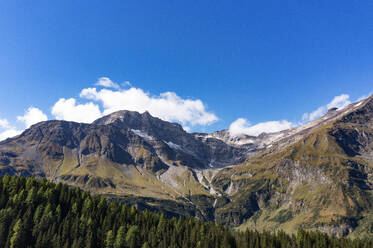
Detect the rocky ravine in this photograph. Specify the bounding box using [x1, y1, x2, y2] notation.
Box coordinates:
[0, 95, 373, 237]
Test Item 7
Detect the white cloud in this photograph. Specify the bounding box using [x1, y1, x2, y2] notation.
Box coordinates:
[183, 126, 191, 132]
[0, 129, 22, 141]
[95, 77, 120, 89]
[302, 94, 351, 122]
[0, 117, 22, 141]
[80, 85, 218, 126]
[326, 94, 351, 109]
[17, 107, 48, 128]
[51, 98, 102, 123]
[229, 118, 293, 137]
[48, 77, 217, 128]
[302, 106, 325, 122]
[0, 107, 47, 141]
[0, 119, 10, 129]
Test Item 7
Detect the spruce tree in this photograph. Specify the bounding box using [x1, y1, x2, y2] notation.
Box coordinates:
[10, 219, 25, 248]
[125, 225, 140, 248]
[105, 230, 115, 248]
[114, 226, 127, 248]
[141, 242, 150, 248]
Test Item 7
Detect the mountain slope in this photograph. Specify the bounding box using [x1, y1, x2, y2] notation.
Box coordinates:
[0, 110, 254, 215]
[0, 96, 373, 237]
[209, 96, 373, 237]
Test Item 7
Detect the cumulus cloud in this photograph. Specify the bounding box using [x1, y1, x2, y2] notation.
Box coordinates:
[95, 77, 120, 89]
[326, 94, 351, 109]
[50, 77, 218, 127]
[0, 129, 22, 141]
[0, 117, 22, 141]
[302, 106, 325, 122]
[51, 98, 102, 123]
[80, 85, 218, 126]
[229, 118, 293, 137]
[183, 126, 191, 132]
[0, 106, 47, 141]
[0, 119, 10, 129]
[17, 107, 48, 128]
[302, 94, 351, 122]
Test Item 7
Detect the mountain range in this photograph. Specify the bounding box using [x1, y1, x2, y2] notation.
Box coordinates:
[0, 95, 373, 238]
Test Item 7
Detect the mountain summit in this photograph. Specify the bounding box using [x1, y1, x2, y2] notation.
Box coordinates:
[0, 95, 373, 237]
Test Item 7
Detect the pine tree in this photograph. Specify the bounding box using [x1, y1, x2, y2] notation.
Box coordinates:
[105, 230, 115, 248]
[114, 226, 127, 248]
[10, 219, 25, 248]
[126, 225, 140, 248]
[0, 209, 11, 247]
[141, 242, 150, 248]
[85, 230, 94, 248]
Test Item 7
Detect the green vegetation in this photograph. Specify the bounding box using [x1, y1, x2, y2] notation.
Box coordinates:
[211, 126, 373, 236]
[0, 175, 372, 248]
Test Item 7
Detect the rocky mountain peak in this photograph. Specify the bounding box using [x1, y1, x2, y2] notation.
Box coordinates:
[93, 110, 185, 136]
[1, 94, 373, 237]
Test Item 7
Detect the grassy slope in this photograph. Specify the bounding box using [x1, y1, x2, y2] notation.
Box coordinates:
[224, 124, 373, 237]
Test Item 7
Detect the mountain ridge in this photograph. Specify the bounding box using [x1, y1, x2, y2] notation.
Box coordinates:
[0, 95, 372, 237]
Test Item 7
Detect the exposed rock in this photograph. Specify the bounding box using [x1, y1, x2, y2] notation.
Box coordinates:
[0, 95, 372, 237]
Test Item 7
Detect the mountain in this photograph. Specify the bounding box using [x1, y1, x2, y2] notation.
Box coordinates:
[0, 96, 373, 237]
[212, 96, 373, 238]
[0, 109, 256, 219]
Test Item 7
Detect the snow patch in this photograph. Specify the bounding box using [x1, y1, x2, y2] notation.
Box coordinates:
[264, 133, 284, 145]
[355, 101, 363, 107]
[131, 129, 153, 140]
[165, 141, 182, 150]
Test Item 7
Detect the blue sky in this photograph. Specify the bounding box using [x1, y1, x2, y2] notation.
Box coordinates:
[0, 1, 372, 139]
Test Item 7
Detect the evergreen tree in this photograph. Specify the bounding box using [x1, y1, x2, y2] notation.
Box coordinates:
[126, 225, 140, 248]
[141, 242, 150, 248]
[114, 226, 127, 248]
[105, 230, 115, 248]
[0, 175, 370, 248]
[10, 219, 25, 248]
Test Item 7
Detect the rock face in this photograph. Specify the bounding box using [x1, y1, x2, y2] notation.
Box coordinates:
[0, 110, 250, 173]
[93, 110, 252, 168]
[211, 96, 373, 238]
[0, 110, 256, 206]
[0, 96, 373, 238]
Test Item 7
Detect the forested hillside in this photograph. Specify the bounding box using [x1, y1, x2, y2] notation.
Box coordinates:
[0, 175, 372, 248]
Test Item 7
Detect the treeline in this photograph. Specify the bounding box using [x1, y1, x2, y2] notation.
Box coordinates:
[0, 175, 371, 248]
